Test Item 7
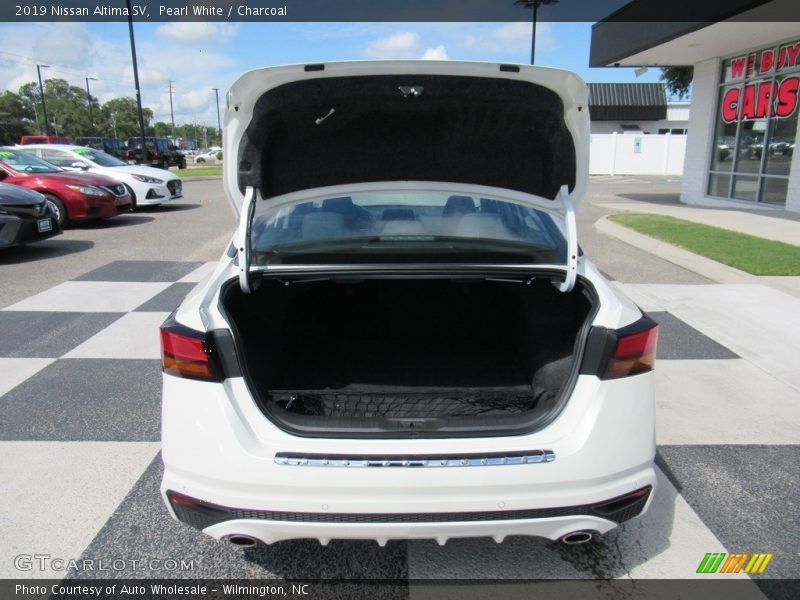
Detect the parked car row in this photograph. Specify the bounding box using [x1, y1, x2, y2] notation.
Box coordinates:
[18, 135, 193, 170]
[0, 145, 183, 246]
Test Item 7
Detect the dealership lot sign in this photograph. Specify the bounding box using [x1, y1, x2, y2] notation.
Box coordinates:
[721, 39, 800, 122]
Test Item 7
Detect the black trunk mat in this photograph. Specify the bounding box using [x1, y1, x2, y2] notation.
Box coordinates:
[269, 386, 553, 418]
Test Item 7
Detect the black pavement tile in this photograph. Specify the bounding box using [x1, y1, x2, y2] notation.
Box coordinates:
[133, 283, 196, 313]
[0, 311, 122, 358]
[70, 455, 409, 589]
[657, 445, 800, 592]
[75, 261, 205, 283]
[0, 359, 161, 441]
[650, 311, 739, 360]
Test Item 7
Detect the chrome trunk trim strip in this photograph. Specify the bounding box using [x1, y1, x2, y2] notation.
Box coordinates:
[274, 450, 555, 468]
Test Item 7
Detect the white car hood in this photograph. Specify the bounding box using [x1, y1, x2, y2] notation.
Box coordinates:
[223, 60, 589, 218]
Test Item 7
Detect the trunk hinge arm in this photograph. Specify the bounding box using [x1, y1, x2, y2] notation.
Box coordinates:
[557, 184, 577, 293]
[238, 186, 257, 294]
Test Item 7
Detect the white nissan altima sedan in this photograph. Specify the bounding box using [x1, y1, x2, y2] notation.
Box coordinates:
[22, 144, 183, 209]
[160, 60, 659, 548]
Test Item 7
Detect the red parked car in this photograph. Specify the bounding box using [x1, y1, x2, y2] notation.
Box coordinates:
[0, 147, 131, 228]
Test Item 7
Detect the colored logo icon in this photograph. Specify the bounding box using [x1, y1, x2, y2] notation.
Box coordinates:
[696, 553, 773, 574]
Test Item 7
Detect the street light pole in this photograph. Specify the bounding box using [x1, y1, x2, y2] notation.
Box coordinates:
[168, 80, 176, 138]
[515, 0, 559, 65]
[126, 0, 148, 163]
[85, 76, 97, 135]
[212, 87, 222, 145]
[36, 64, 50, 135]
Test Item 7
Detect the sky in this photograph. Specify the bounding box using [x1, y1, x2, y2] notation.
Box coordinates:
[0, 21, 664, 128]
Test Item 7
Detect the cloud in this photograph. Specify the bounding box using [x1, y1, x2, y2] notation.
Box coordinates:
[34, 23, 92, 66]
[156, 22, 239, 45]
[463, 22, 553, 55]
[0, 22, 239, 128]
[420, 45, 449, 60]
[364, 31, 422, 59]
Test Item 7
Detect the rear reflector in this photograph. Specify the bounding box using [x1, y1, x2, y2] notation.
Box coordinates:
[603, 321, 658, 379]
[160, 321, 221, 382]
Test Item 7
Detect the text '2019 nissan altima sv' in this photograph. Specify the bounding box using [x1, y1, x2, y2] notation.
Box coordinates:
[160, 61, 659, 548]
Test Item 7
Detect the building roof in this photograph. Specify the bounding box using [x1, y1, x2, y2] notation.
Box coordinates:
[588, 83, 667, 121]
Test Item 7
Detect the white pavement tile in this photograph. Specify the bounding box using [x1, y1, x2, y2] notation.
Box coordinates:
[2, 281, 171, 313]
[618, 283, 800, 391]
[0, 441, 160, 579]
[655, 360, 800, 445]
[62, 312, 171, 359]
[178, 262, 217, 283]
[0, 358, 55, 397]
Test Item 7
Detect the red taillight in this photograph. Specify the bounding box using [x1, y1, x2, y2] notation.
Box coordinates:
[160, 326, 221, 381]
[603, 323, 658, 379]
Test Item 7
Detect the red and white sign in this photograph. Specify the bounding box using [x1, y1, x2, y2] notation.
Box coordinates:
[721, 40, 800, 122]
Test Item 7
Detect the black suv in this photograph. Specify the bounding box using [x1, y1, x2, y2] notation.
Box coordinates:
[75, 137, 126, 159]
[123, 137, 186, 169]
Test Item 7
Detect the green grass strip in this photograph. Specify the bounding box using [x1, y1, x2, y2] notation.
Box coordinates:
[173, 165, 222, 178]
[608, 213, 800, 276]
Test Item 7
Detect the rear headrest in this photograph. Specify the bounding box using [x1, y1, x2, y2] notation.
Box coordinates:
[443, 195, 477, 217]
[322, 197, 354, 212]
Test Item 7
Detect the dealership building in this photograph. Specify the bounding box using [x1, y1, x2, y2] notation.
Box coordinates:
[591, 0, 799, 211]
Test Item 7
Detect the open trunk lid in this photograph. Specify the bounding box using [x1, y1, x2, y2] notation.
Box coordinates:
[223, 61, 589, 292]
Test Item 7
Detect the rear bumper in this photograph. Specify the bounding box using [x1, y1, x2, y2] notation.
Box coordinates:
[161, 372, 657, 544]
[166, 486, 653, 545]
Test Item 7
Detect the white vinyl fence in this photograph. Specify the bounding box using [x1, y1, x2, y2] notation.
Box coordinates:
[589, 133, 687, 176]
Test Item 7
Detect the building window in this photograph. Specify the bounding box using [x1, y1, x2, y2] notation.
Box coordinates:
[708, 38, 799, 205]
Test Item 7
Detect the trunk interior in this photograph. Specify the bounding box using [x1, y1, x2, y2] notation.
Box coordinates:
[221, 276, 595, 436]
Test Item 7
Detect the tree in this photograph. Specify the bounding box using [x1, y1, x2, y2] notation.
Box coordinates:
[660, 66, 694, 100]
[17, 78, 98, 136]
[97, 97, 153, 139]
[0, 91, 34, 144]
[153, 121, 171, 137]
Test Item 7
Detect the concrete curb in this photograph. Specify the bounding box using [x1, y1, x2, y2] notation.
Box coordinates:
[179, 176, 223, 182]
[595, 215, 757, 284]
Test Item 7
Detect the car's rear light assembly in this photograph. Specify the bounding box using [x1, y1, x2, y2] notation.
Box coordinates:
[580, 315, 659, 380]
[160, 316, 223, 382]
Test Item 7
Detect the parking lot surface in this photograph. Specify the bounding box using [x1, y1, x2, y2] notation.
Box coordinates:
[0, 177, 797, 596]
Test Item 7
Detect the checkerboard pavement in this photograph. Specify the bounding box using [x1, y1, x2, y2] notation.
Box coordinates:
[1, 260, 798, 592]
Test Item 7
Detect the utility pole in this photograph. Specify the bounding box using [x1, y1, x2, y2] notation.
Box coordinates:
[203, 123, 208, 148]
[515, 0, 559, 65]
[212, 87, 222, 145]
[126, 0, 147, 164]
[36, 64, 50, 135]
[85, 76, 97, 135]
[168, 80, 176, 139]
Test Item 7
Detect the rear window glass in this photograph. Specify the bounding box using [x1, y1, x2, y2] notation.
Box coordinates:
[250, 191, 566, 266]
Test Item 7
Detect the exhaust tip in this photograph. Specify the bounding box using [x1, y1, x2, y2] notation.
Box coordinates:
[225, 535, 258, 548]
[560, 531, 595, 545]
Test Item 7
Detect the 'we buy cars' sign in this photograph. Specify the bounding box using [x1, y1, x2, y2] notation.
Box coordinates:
[721, 39, 800, 123]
